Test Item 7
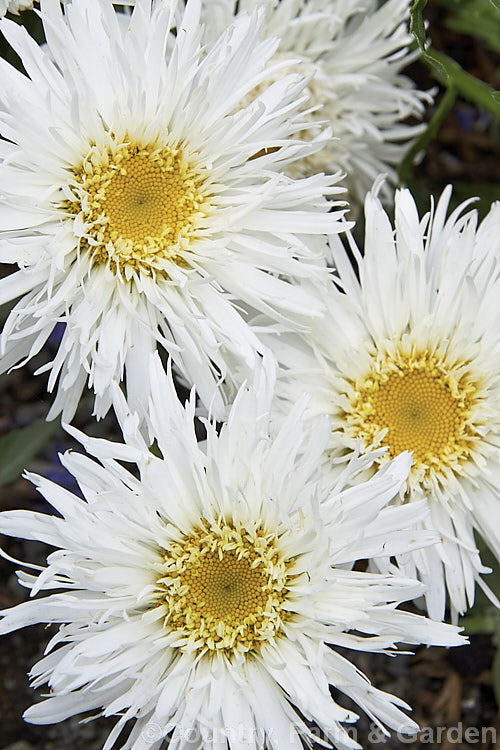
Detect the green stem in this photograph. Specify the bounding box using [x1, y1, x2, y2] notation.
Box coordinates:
[409, 0, 429, 50]
[399, 84, 457, 183]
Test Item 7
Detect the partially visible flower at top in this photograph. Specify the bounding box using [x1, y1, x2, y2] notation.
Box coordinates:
[268, 182, 500, 620]
[0, 0, 136, 16]
[199, 0, 432, 207]
[0, 0, 32, 15]
[0, 0, 346, 424]
[0, 354, 465, 750]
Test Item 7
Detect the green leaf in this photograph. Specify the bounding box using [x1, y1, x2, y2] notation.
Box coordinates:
[409, 0, 500, 117]
[410, 0, 429, 50]
[425, 48, 500, 118]
[423, 49, 450, 83]
[0, 416, 61, 487]
[445, 0, 500, 54]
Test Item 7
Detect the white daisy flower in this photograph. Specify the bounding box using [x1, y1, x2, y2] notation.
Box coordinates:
[0, 0, 137, 16]
[0, 355, 464, 750]
[198, 0, 431, 207]
[271, 183, 500, 620]
[0, 0, 32, 15]
[0, 0, 346, 423]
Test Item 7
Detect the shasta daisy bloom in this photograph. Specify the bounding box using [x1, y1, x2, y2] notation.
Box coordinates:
[0, 0, 136, 16]
[272, 184, 500, 620]
[0, 0, 346, 423]
[0, 355, 464, 750]
[199, 0, 431, 206]
[0, 0, 33, 14]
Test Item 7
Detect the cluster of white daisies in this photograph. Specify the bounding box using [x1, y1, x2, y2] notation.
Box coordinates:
[0, 1, 499, 748]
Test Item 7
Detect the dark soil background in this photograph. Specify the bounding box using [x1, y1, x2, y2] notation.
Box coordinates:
[0, 2, 499, 749]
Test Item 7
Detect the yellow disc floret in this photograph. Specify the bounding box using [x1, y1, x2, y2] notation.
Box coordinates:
[370, 369, 462, 463]
[342, 348, 480, 485]
[70, 137, 211, 276]
[157, 521, 291, 655]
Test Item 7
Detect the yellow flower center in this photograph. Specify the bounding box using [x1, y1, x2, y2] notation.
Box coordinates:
[180, 549, 269, 622]
[370, 369, 462, 463]
[70, 138, 211, 276]
[343, 349, 479, 483]
[157, 522, 290, 655]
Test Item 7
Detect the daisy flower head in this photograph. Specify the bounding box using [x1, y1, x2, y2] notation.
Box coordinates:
[0, 0, 32, 15]
[0, 354, 465, 750]
[274, 183, 500, 620]
[199, 0, 431, 207]
[0, 1, 137, 17]
[0, 0, 346, 424]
